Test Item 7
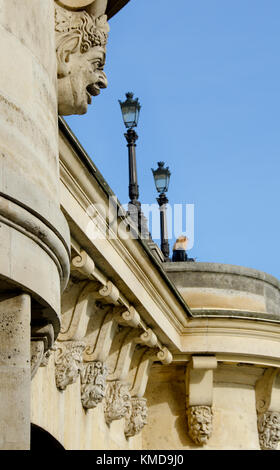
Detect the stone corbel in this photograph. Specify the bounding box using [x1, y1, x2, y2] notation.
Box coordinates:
[186, 355, 217, 445]
[71, 250, 96, 278]
[122, 347, 172, 438]
[115, 306, 141, 328]
[256, 368, 280, 450]
[108, 328, 141, 382]
[136, 329, 158, 348]
[59, 280, 101, 342]
[31, 323, 54, 379]
[40, 343, 57, 368]
[98, 281, 120, 305]
[55, 340, 86, 390]
[80, 307, 119, 409]
[83, 308, 119, 362]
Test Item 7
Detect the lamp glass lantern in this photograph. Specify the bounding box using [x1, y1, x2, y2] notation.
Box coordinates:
[152, 162, 171, 194]
[119, 92, 141, 129]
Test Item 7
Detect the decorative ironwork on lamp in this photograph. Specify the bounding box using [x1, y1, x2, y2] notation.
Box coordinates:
[152, 162, 171, 261]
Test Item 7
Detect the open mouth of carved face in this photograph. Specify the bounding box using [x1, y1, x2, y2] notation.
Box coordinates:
[86, 89, 92, 105]
[86, 75, 107, 103]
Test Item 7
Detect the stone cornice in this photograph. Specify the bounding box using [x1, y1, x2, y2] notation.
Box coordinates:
[58, 127, 190, 351]
[178, 317, 280, 366]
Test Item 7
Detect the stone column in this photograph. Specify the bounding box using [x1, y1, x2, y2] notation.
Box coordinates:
[0, 0, 70, 449]
[0, 294, 31, 450]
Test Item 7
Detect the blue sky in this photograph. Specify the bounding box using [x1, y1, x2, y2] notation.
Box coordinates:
[65, 0, 280, 279]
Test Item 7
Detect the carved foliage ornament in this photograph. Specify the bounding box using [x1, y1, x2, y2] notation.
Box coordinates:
[81, 361, 108, 409]
[258, 412, 280, 450]
[55, 341, 86, 390]
[125, 397, 148, 438]
[55, 1, 109, 115]
[104, 381, 132, 425]
[187, 405, 213, 445]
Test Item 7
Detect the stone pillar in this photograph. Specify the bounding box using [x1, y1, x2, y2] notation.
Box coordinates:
[0, 0, 70, 449]
[0, 294, 31, 450]
[0, 0, 70, 332]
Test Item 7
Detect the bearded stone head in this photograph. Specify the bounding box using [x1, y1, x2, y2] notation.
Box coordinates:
[54, 1, 109, 115]
[187, 405, 213, 445]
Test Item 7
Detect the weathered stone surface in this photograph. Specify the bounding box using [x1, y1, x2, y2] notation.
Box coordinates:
[0, 0, 70, 333]
[0, 294, 31, 450]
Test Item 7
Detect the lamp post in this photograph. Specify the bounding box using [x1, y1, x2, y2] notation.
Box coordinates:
[119, 92, 141, 217]
[152, 162, 171, 261]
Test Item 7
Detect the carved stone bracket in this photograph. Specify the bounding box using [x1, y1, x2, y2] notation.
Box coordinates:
[61, 247, 173, 435]
[99, 281, 119, 305]
[104, 380, 132, 425]
[31, 323, 54, 379]
[55, 340, 86, 390]
[256, 368, 280, 450]
[80, 360, 108, 409]
[115, 306, 141, 328]
[124, 397, 148, 438]
[31, 342, 45, 380]
[186, 355, 217, 446]
[40, 344, 57, 368]
[84, 308, 118, 362]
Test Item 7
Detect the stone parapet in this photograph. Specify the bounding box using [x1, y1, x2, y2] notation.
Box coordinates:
[164, 262, 280, 322]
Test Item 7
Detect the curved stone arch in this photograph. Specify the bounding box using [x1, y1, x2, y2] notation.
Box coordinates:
[31, 424, 65, 450]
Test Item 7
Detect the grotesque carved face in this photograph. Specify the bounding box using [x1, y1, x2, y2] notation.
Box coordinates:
[258, 412, 280, 450]
[81, 361, 107, 409]
[55, 2, 109, 115]
[187, 405, 213, 445]
[104, 381, 132, 424]
[125, 397, 148, 438]
[55, 342, 85, 391]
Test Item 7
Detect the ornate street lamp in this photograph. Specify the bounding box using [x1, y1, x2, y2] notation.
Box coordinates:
[152, 162, 171, 261]
[119, 92, 141, 213]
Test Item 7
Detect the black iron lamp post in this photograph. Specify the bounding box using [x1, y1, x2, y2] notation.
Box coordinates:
[152, 162, 171, 261]
[119, 92, 141, 213]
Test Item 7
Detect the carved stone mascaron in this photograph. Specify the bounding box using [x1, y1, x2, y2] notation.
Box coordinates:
[187, 405, 213, 445]
[80, 361, 108, 409]
[55, 341, 86, 390]
[125, 397, 148, 438]
[104, 381, 132, 424]
[54, 1, 109, 115]
[258, 411, 280, 450]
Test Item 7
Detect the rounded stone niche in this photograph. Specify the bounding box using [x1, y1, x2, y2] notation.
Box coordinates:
[164, 262, 280, 322]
